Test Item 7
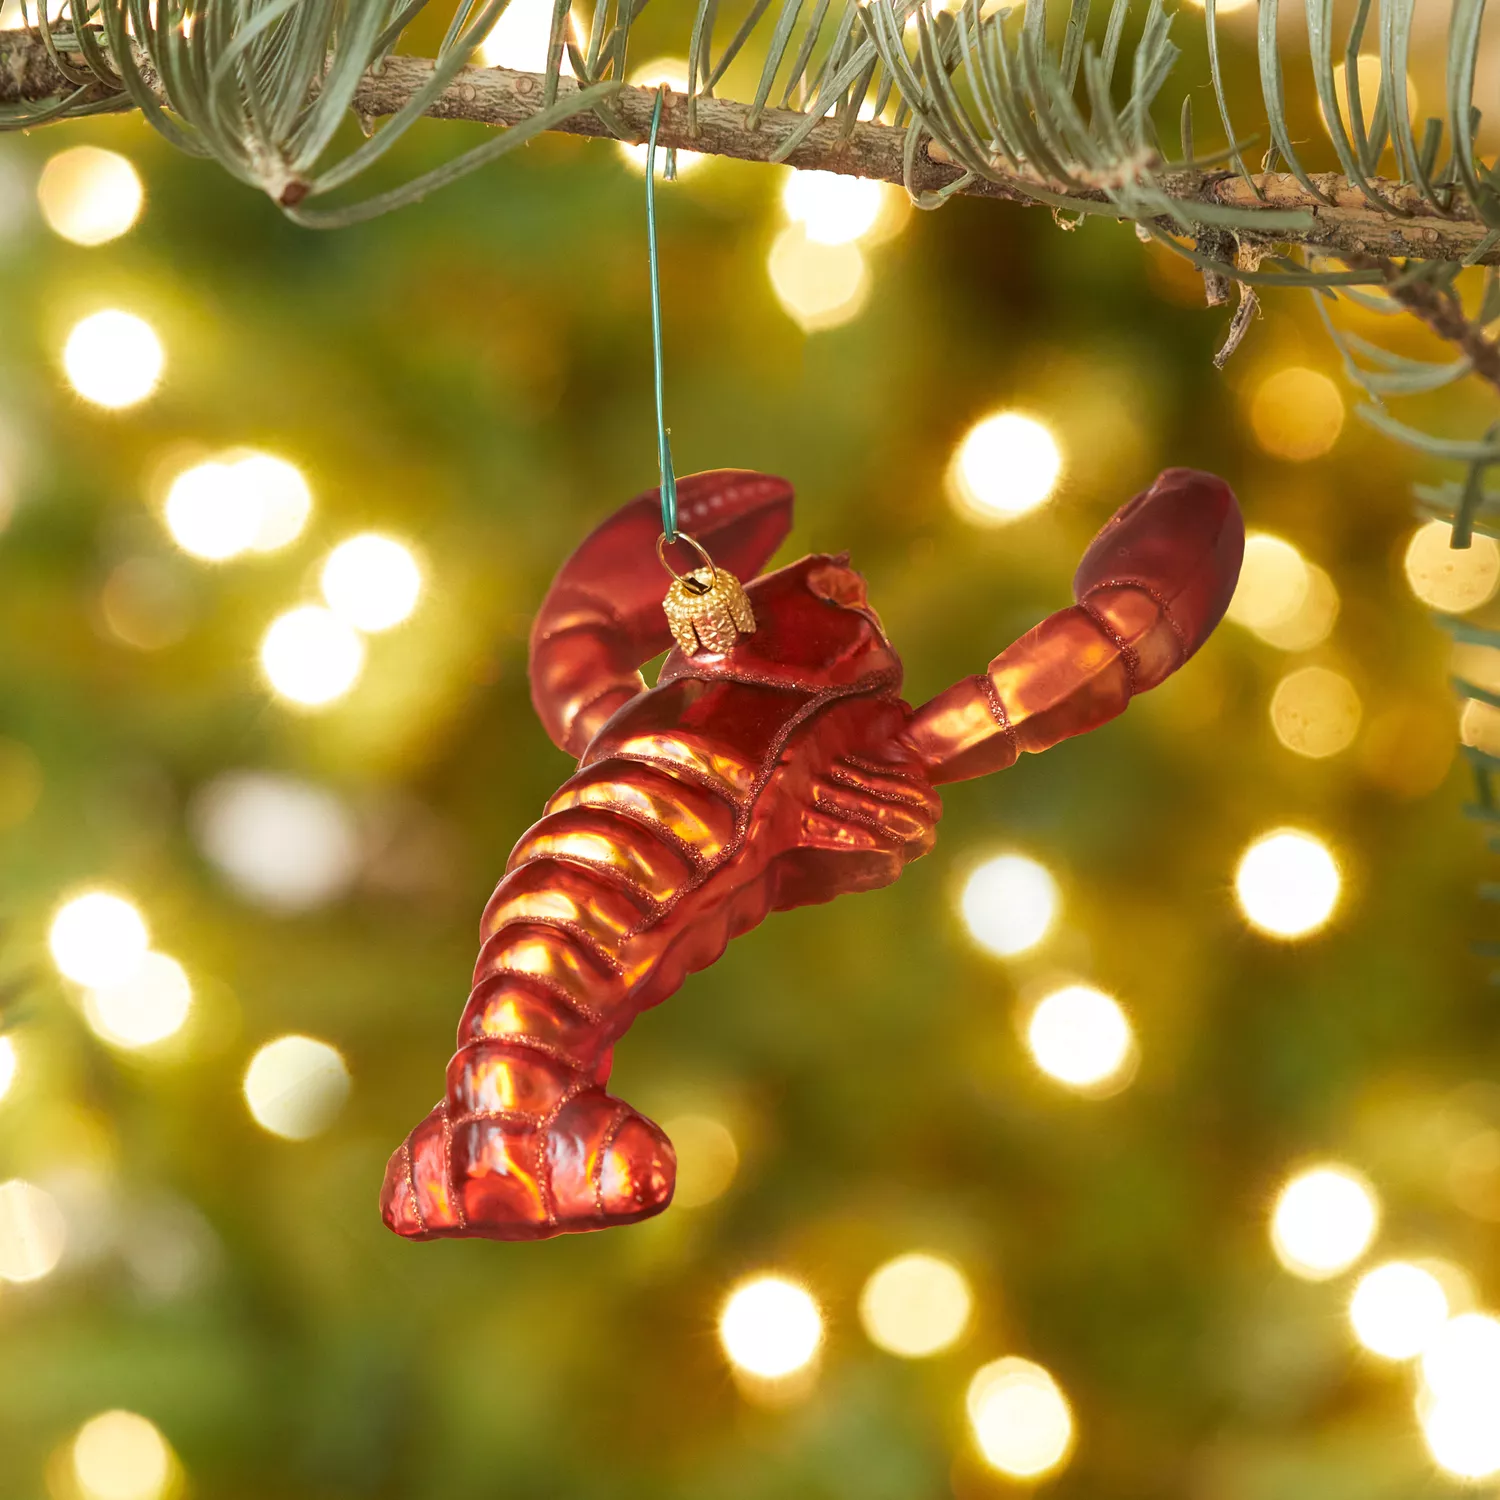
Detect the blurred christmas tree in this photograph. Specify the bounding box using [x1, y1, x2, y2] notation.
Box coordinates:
[1, 2, 1500, 1498]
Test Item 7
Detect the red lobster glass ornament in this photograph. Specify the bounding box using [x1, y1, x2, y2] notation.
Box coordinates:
[382, 466, 1244, 1242]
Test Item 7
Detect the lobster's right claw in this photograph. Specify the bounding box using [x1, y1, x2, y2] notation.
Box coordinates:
[906, 467, 1244, 784]
[529, 470, 794, 757]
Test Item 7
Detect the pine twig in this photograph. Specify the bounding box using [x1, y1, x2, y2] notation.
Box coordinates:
[1, 29, 1497, 265]
[1341, 252, 1500, 395]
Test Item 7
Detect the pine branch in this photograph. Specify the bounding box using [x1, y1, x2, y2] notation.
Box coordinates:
[1340, 252, 1500, 395]
[2, 27, 1496, 263]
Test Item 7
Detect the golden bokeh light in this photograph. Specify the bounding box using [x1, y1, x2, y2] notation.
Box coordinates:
[1234, 829, 1341, 939]
[767, 226, 870, 333]
[83, 951, 193, 1051]
[1461, 698, 1500, 759]
[1330, 55, 1418, 135]
[618, 62, 704, 174]
[49, 891, 149, 988]
[1404, 521, 1500, 615]
[1182, 0, 1253, 10]
[1225, 533, 1310, 632]
[63, 309, 164, 409]
[781, 169, 885, 245]
[320, 534, 422, 633]
[1026, 984, 1136, 1093]
[1269, 665, 1362, 759]
[0, 1177, 67, 1283]
[260, 606, 365, 708]
[959, 852, 1058, 958]
[1360, 699, 1455, 800]
[243, 1035, 351, 1140]
[661, 1113, 739, 1208]
[164, 451, 311, 561]
[1248, 367, 1345, 462]
[859, 1251, 973, 1358]
[72, 1410, 174, 1500]
[718, 1275, 823, 1378]
[1349, 1261, 1450, 1360]
[1270, 1164, 1379, 1280]
[967, 1357, 1075, 1480]
[948, 412, 1062, 524]
[36, 146, 144, 246]
[0, 1035, 14, 1103]
[1255, 562, 1340, 650]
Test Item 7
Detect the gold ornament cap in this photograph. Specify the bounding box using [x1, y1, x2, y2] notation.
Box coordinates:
[658, 533, 756, 655]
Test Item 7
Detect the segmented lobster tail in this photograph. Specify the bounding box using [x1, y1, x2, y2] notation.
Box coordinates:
[381, 848, 677, 1242]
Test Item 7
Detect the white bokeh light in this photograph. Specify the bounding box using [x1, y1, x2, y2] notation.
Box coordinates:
[859, 1252, 973, 1358]
[244, 1035, 351, 1140]
[83, 951, 192, 1050]
[193, 771, 360, 913]
[1225, 533, 1310, 632]
[949, 412, 1062, 524]
[72, 1410, 174, 1500]
[1421, 1392, 1500, 1481]
[49, 891, 149, 988]
[782, 169, 885, 245]
[719, 1275, 824, 1378]
[1271, 1164, 1379, 1280]
[260, 606, 365, 707]
[1235, 829, 1341, 939]
[0, 1178, 67, 1282]
[164, 450, 311, 560]
[767, 226, 870, 332]
[476, 0, 580, 71]
[1421, 1312, 1500, 1404]
[36, 146, 144, 246]
[967, 1357, 1075, 1479]
[0, 1035, 14, 1102]
[321, 534, 422, 632]
[959, 853, 1058, 958]
[1349, 1261, 1450, 1360]
[63, 310, 164, 409]
[1026, 984, 1136, 1092]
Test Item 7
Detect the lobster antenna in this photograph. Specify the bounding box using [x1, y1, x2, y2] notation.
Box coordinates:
[645, 85, 679, 545]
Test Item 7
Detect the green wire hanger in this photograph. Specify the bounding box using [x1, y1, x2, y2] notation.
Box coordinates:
[646, 86, 680, 544]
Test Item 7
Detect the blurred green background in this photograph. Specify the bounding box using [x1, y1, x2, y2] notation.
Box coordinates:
[1, 4, 1498, 1498]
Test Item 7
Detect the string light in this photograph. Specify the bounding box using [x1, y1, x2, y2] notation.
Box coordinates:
[36, 146, 144, 245]
[859, 1252, 973, 1357]
[966, 1357, 1075, 1479]
[1269, 666, 1362, 759]
[1404, 521, 1500, 614]
[619, 62, 704, 174]
[72, 1411, 174, 1500]
[63, 309, 164, 409]
[1248, 367, 1345, 462]
[193, 771, 360, 913]
[0, 1035, 14, 1103]
[1025, 984, 1136, 1093]
[1349, 1261, 1450, 1360]
[1270, 1164, 1379, 1280]
[1225, 533, 1310, 632]
[0, 1178, 67, 1282]
[243, 1035, 351, 1140]
[1235, 829, 1341, 939]
[767, 226, 870, 332]
[781, 170, 885, 245]
[959, 853, 1058, 958]
[320, 534, 423, 632]
[1254, 562, 1340, 650]
[49, 891, 149, 988]
[948, 412, 1062, 524]
[165, 451, 312, 560]
[718, 1275, 823, 1378]
[659, 1114, 739, 1208]
[260, 606, 365, 707]
[82, 952, 192, 1050]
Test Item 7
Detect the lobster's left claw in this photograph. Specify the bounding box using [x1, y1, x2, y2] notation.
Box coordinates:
[906, 468, 1243, 784]
[529, 471, 794, 757]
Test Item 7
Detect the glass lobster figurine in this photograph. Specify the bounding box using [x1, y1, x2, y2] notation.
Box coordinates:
[382, 467, 1244, 1243]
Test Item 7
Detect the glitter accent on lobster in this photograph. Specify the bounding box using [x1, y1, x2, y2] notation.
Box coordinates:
[381, 466, 1244, 1242]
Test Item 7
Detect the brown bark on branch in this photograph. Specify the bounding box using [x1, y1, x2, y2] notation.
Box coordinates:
[2, 27, 1495, 265]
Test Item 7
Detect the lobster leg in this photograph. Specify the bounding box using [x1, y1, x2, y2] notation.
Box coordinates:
[904, 469, 1244, 783]
[529, 470, 794, 757]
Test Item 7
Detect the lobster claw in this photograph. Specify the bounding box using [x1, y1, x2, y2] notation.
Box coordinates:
[906, 467, 1244, 783]
[529, 471, 794, 757]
